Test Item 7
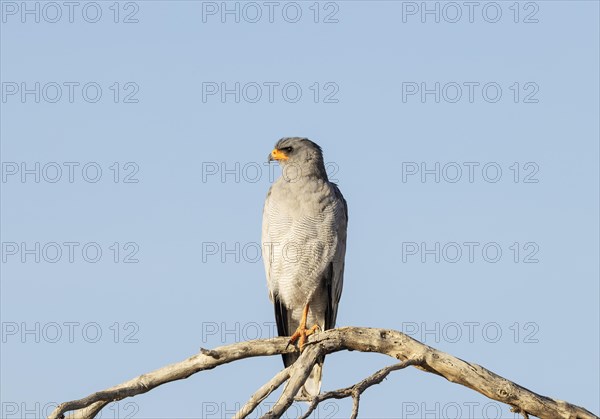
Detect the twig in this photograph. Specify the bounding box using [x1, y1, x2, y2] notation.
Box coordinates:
[299, 357, 423, 419]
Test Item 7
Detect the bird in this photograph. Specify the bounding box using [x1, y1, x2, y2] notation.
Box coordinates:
[262, 137, 348, 399]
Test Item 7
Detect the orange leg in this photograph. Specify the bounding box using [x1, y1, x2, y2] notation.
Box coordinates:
[288, 303, 320, 350]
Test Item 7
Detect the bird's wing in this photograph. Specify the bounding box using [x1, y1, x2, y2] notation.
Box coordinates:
[324, 183, 348, 330]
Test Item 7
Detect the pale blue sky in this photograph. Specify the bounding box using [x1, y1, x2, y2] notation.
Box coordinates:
[1, 1, 599, 418]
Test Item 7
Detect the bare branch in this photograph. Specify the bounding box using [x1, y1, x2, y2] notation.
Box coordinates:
[48, 339, 296, 419]
[299, 357, 423, 419]
[234, 366, 292, 419]
[49, 327, 599, 419]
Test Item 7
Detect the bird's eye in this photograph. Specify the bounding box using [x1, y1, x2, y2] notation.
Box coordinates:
[283, 147, 293, 153]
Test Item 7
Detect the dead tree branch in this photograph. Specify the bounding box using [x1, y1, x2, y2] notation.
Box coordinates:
[298, 357, 424, 419]
[48, 327, 598, 419]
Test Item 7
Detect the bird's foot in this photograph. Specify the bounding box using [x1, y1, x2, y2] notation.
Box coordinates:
[288, 324, 320, 351]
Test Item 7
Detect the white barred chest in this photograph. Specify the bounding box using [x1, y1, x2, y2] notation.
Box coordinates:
[262, 187, 341, 307]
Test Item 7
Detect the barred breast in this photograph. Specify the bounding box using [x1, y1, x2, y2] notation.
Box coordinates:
[262, 177, 343, 309]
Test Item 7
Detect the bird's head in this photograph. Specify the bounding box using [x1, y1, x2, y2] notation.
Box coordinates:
[268, 137, 327, 180]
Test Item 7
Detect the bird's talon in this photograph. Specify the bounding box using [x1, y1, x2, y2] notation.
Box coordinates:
[289, 323, 320, 352]
[307, 324, 320, 335]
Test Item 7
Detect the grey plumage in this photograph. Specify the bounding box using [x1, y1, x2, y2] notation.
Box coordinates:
[262, 137, 347, 398]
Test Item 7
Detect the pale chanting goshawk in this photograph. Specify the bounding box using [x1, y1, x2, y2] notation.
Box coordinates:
[262, 138, 348, 398]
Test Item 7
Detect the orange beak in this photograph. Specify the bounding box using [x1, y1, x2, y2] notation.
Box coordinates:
[269, 148, 289, 161]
